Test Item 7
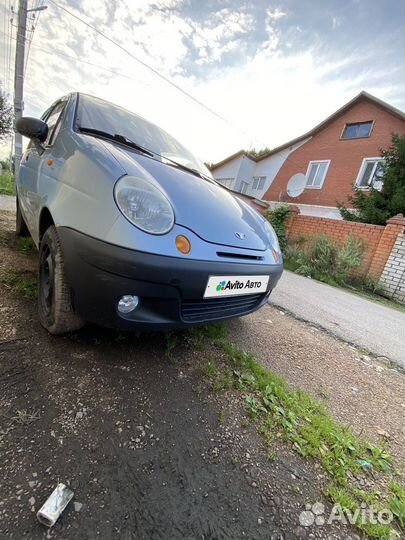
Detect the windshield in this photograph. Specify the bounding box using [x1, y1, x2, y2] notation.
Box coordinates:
[75, 94, 212, 178]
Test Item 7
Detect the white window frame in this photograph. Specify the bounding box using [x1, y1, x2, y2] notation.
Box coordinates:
[252, 175, 266, 190]
[305, 160, 330, 189]
[217, 177, 234, 189]
[240, 181, 249, 194]
[355, 157, 384, 190]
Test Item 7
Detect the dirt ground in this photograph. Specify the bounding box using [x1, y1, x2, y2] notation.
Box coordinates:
[1, 209, 403, 539]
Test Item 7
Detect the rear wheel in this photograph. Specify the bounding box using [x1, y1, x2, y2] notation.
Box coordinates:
[16, 196, 29, 237]
[38, 225, 84, 335]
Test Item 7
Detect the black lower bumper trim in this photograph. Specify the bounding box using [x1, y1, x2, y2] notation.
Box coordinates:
[57, 227, 283, 330]
[181, 293, 265, 322]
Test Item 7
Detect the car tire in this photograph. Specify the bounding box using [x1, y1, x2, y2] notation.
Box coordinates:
[38, 225, 84, 335]
[16, 196, 30, 237]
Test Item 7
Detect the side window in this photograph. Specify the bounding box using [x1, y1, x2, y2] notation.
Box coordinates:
[305, 160, 330, 189]
[44, 101, 66, 146]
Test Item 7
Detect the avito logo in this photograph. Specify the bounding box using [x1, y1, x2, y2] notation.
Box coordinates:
[216, 279, 262, 292]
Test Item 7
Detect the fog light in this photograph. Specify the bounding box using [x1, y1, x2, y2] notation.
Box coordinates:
[176, 235, 191, 254]
[118, 295, 139, 314]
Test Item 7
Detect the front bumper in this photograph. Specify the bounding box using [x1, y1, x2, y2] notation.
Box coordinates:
[58, 227, 283, 330]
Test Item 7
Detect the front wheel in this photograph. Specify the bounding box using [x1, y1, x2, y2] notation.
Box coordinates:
[38, 226, 84, 335]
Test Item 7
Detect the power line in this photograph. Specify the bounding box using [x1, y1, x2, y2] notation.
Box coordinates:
[31, 43, 151, 86]
[0, 30, 150, 86]
[24, 0, 44, 74]
[47, 0, 232, 126]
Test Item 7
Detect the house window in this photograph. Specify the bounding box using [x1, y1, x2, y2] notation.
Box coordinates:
[305, 160, 330, 189]
[341, 121, 373, 140]
[252, 176, 266, 190]
[355, 158, 384, 189]
[240, 181, 249, 194]
[217, 177, 234, 188]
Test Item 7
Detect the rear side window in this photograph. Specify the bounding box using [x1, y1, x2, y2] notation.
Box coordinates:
[44, 101, 66, 146]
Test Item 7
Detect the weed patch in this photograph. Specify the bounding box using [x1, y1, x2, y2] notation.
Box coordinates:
[1, 271, 37, 299]
[389, 480, 405, 529]
[191, 323, 403, 539]
[15, 237, 36, 254]
[0, 172, 14, 196]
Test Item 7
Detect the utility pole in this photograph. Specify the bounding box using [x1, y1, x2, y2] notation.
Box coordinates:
[13, 0, 28, 176]
[13, 1, 47, 176]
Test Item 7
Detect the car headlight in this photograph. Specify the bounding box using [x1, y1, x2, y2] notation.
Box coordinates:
[264, 220, 281, 253]
[114, 176, 174, 235]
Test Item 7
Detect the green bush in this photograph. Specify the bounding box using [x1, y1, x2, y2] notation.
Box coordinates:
[265, 205, 291, 252]
[0, 172, 15, 195]
[338, 133, 405, 225]
[336, 235, 364, 276]
[285, 234, 364, 284]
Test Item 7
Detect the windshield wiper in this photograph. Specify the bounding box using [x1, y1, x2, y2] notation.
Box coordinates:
[78, 126, 214, 182]
[78, 127, 154, 157]
[161, 155, 215, 182]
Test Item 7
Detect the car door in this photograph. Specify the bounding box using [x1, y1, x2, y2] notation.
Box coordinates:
[18, 99, 68, 241]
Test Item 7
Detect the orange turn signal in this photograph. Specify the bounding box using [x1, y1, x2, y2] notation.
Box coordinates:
[176, 235, 191, 254]
[47, 159, 53, 166]
[272, 249, 280, 263]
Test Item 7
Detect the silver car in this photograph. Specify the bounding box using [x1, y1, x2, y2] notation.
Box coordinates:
[16, 93, 283, 334]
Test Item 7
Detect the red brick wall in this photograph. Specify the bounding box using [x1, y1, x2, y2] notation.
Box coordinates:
[287, 215, 384, 274]
[264, 99, 405, 208]
[286, 212, 405, 277]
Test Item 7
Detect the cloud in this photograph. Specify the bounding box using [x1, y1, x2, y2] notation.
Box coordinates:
[266, 7, 287, 21]
[0, 0, 404, 163]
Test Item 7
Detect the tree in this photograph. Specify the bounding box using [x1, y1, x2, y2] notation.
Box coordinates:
[338, 133, 405, 225]
[247, 147, 272, 159]
[0, 91, 13, 141]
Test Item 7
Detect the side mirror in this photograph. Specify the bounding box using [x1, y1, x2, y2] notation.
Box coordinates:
[15, 117, 48, 142]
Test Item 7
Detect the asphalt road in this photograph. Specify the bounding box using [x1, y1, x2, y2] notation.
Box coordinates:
[0, 195, 15, 212]
[271, 270, 405, 369]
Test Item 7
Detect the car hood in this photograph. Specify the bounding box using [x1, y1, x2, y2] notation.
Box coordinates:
[103, 142, 269, 251]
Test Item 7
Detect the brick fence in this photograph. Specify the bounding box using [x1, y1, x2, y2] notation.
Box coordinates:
[285, 208, 405, 286]
[379, 233, 405, 303]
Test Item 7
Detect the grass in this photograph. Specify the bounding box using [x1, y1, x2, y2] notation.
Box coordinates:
[1, 271, 38, 299]
[326, 485, 396, 539]
[11, 409, 40, 425]
[0, 408, 40, 427]
[217, 340, 392, 483]
[389, 480, 405, 529]
[0, 172, 15, 196]
[164, 332, 178, 362]
[15, 237, 36, 254]
[183, 323, 404, 539]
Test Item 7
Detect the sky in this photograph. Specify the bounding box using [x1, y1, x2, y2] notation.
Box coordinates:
[1, 0, 404, 163]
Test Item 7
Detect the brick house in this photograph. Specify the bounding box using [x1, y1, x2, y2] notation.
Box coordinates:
[211, 92, 405, 219]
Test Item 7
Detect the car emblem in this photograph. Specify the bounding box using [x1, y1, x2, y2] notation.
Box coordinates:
[234, 232, 246, 240]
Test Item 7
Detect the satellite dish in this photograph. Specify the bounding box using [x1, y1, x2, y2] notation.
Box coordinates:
[286, 173, 306, 198]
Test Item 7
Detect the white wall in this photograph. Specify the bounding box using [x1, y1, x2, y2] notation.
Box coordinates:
[246, 138, 310, 198]
[268, 201, 342, 220]
[211, 156, 243, 190]
[211, 138, 311, 199]
[235, 155, 256, 192]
